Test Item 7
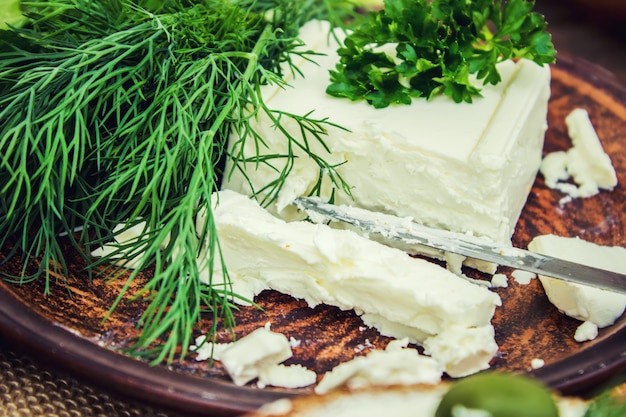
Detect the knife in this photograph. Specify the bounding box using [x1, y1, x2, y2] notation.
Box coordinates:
[294, 197, 626, 294]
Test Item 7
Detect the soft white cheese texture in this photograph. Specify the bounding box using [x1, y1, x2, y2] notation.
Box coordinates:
[574, 321, 599, 343]
[540, 108, 617, 202]
[200, 190, 501, 377]
[253, 385, 589, 417]
[528, 234, 626, 329]
[222, 19, 551, 244]
[191, 326, 316, 388]
[315, 338, 443, 394]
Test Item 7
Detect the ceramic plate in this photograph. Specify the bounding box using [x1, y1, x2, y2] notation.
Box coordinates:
[1, 52, 625, 417]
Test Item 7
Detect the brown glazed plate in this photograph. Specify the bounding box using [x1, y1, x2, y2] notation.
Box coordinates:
[1, 51, 626, 417]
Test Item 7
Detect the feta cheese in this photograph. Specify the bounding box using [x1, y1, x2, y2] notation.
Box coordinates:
[511, 269, 537, 285]
[250, 385, 589, 417]
[91, 220, 171, 269]
[191, 335, 233, 361]
[420, 325, 498, 378]
[90, 221, 150, 268]
[201, 190, 502, 377]
[219, 327, 294, 386]
[531, 358, 545, 369]
[528, 234, 626, 328]
[574, 321, 599, 343]
[315, 338, 443, 394]
[491, 273, 509, 288]
[222, 20, 551, 247]
[193, 326, 316, 388]
[257, 364, 317, 389]
[540, 108, 617, 201]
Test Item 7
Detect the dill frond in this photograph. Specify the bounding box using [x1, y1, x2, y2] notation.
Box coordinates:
[0, 0, 358, 363]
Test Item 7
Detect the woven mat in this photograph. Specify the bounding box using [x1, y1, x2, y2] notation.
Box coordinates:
[0, 345, 178, 417]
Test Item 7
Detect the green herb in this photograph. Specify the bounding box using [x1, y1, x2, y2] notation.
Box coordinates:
[0, 0, 358, 364]
[583, 376, 626, 417]
[326, 0, 556, 108]
[435, 373, 559, 417]
[584, 392, 626, 417]
[0, 0, 27, 29]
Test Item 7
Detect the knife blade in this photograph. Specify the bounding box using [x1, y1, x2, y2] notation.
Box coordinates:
[294, 197, 626, 294]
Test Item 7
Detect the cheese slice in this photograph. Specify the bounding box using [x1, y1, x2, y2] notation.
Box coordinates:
[197, 190, 501, 376]
[528, 234, 626, 330]
[222, 19, 551, 245]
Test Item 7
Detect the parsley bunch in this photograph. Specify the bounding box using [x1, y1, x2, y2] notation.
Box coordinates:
[326, 0, 556, 108]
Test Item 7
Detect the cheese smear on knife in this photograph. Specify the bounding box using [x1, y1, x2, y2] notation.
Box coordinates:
[222, 20, 552, 246]
[197, 190, 501, 377]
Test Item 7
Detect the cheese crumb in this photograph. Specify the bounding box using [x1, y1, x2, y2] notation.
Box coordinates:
[574, 321, 599, 342]
[289, 337, 301, 349]
[540, 108, 617, 201]
[192, 326, 315, 388]
[490, 273, 508, 288]
[191, 335, 233, 361]
[421, 324, 498, 378]
[511, 270, 536, 285]
[257, 364, 317, 389]
[315, 338, 443, 394]
[531, 358, 545, 369]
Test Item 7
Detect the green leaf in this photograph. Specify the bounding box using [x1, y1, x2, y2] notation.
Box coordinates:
[327, 0, 557, 107]
[0, 0, 358, 365]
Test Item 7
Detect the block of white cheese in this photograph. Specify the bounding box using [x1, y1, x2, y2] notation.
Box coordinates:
[197, 190, 501, 376]
[223, 19, 551, 245]
[528, 234, 626, 330]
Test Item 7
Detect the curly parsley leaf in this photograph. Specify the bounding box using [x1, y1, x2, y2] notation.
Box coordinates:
[327, 0, 556, 108]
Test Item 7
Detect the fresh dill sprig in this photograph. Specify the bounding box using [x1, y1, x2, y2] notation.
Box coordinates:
[0, 0, 358, 363]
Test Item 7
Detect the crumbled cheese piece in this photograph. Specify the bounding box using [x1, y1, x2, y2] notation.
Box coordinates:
[202, 190, 502, 378]
[511, 269, 536, 285]
[289, 337, 301, 349]
[219, 327, 293, 386]
[528, 234, 626, 329]
[192, 326, 315, 389]
[444, 252, 466, 276]
[540, 108, 617, 201]
[574, 321, 599, 343]
[91, 220, 171, 268]
[257, 364, 317, 389]
[420, 325, 498, 378]
[256, 398, 294, 416]
[490, 273, 509, 288]
[354, 339, 374, 353]
[90, 221, 149, 268]
[531, 358, 545, 369]
[315, 338, 443, 394]
[191, 335, 233, 361]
